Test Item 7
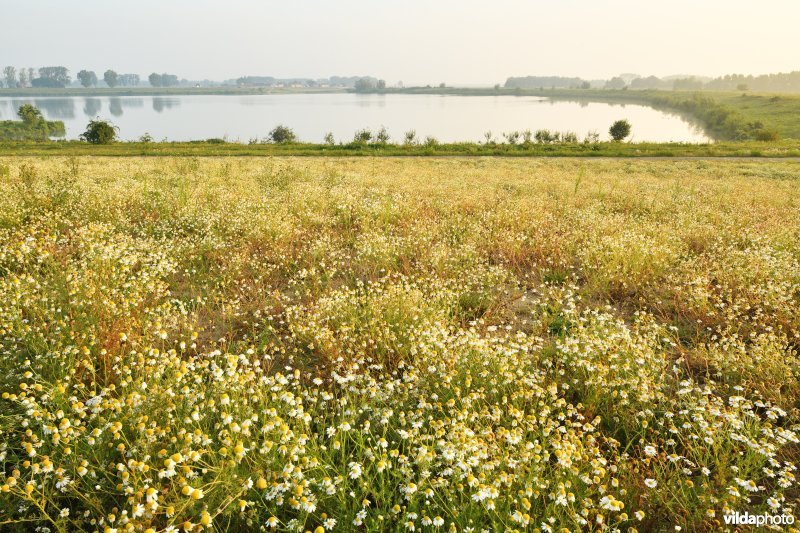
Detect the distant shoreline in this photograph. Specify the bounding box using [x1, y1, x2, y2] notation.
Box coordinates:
[0, 86, 350, 97]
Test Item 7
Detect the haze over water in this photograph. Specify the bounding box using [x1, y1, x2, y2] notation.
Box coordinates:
[0, 94, 710, 143]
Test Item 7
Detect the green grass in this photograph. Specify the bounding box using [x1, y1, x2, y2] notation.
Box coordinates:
[0, 120, 66, 141]
[1, 139, 799, 157]
[707, 92, 800, 139]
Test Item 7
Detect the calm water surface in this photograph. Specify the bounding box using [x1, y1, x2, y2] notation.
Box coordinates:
[0, 93, 710, 143]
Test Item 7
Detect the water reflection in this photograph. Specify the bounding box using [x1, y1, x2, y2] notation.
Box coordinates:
[83, 98, 102, 117]
[0, 94, 711, 143]
[8, 98, 76, 119]
[109, 98, 123, 117]
[152, 97, 180, 113]
[354, 94, 387, 108]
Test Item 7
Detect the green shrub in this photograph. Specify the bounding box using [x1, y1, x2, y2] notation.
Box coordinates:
[353, 128, 373, 144]
[754, 128, 780, 141]
[268, 125, 297, 144]
[80, 120, 118, 144]
[609, 119, 632, 141]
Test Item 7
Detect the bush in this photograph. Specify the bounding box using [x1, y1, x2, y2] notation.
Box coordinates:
[424, 135, 439, 147]
[353, 128, 373, 144]
[502, 131, 521, 145]
[561, 131, 578, 143]
[17, 104, 44, 126]
[754, 129, 779, 142]
[584, 131, 600, 144]
[535, 129, 556, 144]
[269, 125, 297, 144]
[80, 119, 118, 144]
[375, 126, 390, 145]
[609, 119, 632, 142]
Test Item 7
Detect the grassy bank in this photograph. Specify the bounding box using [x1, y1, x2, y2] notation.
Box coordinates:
[1, 138, 799, 157]
[0, 120, 65, 141]
[0, 157, 798, 531]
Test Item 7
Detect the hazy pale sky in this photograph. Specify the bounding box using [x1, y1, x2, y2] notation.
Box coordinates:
[3, 0, 798, 85]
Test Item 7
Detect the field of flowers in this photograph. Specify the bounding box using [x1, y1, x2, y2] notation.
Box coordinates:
[0, 156, 798, 532]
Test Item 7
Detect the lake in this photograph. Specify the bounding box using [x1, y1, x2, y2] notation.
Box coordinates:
[0, 93, 711, 143]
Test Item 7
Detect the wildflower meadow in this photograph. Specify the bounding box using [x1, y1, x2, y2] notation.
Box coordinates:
[0, 157, 798, 531]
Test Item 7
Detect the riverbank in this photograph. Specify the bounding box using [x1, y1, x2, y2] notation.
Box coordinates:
[1, 139, 798, 157]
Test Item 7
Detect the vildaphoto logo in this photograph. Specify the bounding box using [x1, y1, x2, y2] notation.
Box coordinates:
[723, 511, 795, 527]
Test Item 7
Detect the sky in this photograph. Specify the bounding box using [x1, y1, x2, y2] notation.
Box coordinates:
[2, 0, 799, 85]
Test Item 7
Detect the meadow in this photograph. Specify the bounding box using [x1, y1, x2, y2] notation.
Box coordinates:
[0, 156, 799, 531]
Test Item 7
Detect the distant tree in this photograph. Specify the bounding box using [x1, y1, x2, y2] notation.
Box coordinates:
[28, 68, 35, 84]
[161, 74, 179, 87]
[609, 119, 632, 141]
[18, 68, 28, 88]
[439, 82, 446, 88]
[672, 77, 703, 91]
[424, 135, 439, 147]
[32, 77, 66, 88]
[119, 73, 140, 87]
[736, 83, 748, 92]
[3, 66, 16, 88]
[354, 78, 375, 92]
[268, 125, 297, 144]
[376, 79, 386, 90]
[77, 70, 98, 88]
[580, 81, 591, 89]
[605, 77, 627, 90]
[38, 66, 70, 87]
[404, 130, 417, 145]
[148, 73, 163, 87]
[104, 70, 119, 88]
[323, 132, 335, 145]
[80, 119, 118, 144]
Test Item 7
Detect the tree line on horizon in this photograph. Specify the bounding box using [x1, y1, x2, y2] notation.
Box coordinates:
[1, 66, 181, 89]
[5, 65, 800, 93]
[504, 70, 800, 93]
